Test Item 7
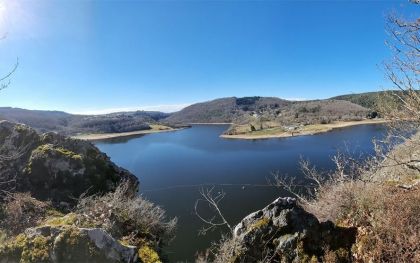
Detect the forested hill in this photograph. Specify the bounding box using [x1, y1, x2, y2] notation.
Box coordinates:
[163, 97, 291, 124]
[329, 90, 412, 110]
[164, 96, 370, 126]
[0, 107, 170, 135]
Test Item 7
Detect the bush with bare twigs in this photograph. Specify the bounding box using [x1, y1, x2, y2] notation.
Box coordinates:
[76, 181, 177, 248]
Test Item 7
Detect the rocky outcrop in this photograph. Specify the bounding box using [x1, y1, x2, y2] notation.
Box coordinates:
[0, 120, 138, 206]
[0, 225, 139, 263]
[225, 197, 357, 262]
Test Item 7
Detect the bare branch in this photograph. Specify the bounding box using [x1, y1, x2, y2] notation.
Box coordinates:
[0, 57, 19, 92]
[194, 186, 232, 236]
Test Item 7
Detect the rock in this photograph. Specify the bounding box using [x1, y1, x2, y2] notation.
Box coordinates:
[228, 197, 357, 263]
[0, 225, 139, 263]
[0, 121, 138, 206]
[83, 228, 138, 262]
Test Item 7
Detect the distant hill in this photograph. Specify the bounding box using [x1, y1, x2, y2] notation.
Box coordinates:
[164, 96, 370, 126]
[0, 95, 375, 136]
[0, 107, 170, 135]
[164, 97, 291, 124]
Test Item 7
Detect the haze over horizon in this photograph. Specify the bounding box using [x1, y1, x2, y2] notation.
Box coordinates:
[0, 0, 418, 114]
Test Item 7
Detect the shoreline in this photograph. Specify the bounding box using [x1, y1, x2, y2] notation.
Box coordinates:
[72, 127, 184, 141]
[189, 122, 233, 125]
[220, 119, 388, 140]
[72, 119, 388, 141]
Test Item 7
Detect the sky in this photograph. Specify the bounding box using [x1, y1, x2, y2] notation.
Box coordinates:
[0, 0, 418, 114]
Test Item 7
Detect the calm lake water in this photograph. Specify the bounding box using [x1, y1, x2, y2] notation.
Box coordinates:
[95, 124, 386, 262]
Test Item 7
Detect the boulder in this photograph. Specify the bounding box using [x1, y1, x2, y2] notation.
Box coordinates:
[228, 197, 357, 262]
[0, 225, 139, 263]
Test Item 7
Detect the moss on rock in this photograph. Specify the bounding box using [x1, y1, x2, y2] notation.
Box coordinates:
[250, 217, 270, 230]
[0, 233, 51, 263]
[138, 245, 161, 263]
[44, 213, 78, 227]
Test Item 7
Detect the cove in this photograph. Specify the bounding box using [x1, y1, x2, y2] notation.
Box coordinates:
[95, 124, 386, 262]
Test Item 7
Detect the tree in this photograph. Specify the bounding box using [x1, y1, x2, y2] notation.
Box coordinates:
[0, 54, 19, 198]
[380, 11, 420, 122]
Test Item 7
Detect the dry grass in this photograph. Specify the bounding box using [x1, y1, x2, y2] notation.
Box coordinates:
[0, 192, 53, 236]
[302, 161, 420, 263]
[357, 186, 419, 262]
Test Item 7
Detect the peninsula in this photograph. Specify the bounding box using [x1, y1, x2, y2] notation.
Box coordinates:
[220, 119, 387, 139]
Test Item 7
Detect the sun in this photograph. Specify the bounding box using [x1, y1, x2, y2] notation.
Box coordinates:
[0, 2, 6, 18]
[0, 1, 5, 14]
[0, 0, 38, 38]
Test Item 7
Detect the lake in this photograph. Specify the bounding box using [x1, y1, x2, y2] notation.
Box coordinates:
[95, 124, 386, 262]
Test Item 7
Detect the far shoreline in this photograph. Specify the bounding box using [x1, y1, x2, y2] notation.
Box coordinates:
[72, 126, 184, 141]
[220, 119, 388, 140]
[189, 122, 233, 125]
[72, 119, 388, 141]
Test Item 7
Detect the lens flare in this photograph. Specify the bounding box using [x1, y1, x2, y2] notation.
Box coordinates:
[0, 1, 6, 33]
[0, 0, 39, 39]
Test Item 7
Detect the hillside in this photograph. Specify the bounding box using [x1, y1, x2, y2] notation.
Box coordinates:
[164, 97, 291, 124]
[329, 90, 417, 110]
[0, 107, 170, 135]
[165, 96, 369, 125]
[164, 96, 373, 137]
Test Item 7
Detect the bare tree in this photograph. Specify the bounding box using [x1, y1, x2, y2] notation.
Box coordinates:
[380, 12, 420, 122]
[372, 10, 420, 184]
[0, 54, 20, 198]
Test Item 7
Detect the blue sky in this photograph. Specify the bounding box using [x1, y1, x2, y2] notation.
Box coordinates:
[0, 0, 418, 114]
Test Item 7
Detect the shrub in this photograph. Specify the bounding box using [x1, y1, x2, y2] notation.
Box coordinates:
[320, 117, 331, 124]
[76, 181, 177, 247]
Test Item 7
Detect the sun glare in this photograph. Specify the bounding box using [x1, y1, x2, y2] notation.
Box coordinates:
[0, 1, 12, 36]
[0, 0, 40, 39]
[0, 2, 6, 27]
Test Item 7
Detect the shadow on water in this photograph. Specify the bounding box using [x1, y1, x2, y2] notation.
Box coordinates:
[95, 124, 386, 262]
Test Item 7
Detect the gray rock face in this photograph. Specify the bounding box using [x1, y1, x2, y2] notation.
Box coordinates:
[229, 197, 357, 263]
[21, 226, 139, 263]
[83, 228, 138, 262]
[0, 120, 138, 206]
